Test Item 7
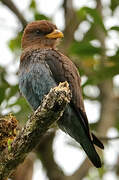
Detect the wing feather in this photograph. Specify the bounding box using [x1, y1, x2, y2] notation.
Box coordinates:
[45, 49, 90, 134]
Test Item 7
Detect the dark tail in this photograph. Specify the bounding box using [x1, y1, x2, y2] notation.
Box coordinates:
[92, 133, 104, 149]
[58, 106, 103, 168]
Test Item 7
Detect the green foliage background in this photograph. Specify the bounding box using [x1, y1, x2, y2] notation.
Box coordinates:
[0, 0, 119, 179]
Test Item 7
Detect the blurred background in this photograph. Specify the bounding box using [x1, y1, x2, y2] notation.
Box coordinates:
[0, 0, 119, 179]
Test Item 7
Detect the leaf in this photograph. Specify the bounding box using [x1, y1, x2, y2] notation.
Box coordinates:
[82, 23, 97, 41]
[0, 67, 9, 103]
[0, 87, 6, 104]
[80, 7, 106, 33]
[70, 41, 102, 56]
[15, 97, 32, 124]
[34, 12, 49, 21]
[29, 0, 36, 10]
[109, 26, 119, 31]
[76, 9, 87, 21]
[6, 85, 19, 99]
[8, 32, 22, 52]
[98, 166, 106, 178]
[82, 63, 119, 86]
[115, 116, 119, 131]
[110, 0, 119, 12]
[110, 49, 119, 62]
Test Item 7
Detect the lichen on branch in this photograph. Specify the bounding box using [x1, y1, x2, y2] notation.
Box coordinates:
[0, 81, 71, 180]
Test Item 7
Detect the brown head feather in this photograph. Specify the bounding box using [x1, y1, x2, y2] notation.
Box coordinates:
[22, 20, 58, 50]
[24, 20, 57, 34]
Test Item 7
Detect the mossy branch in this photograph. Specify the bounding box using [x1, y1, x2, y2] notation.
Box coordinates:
[0, 82, 71, 180]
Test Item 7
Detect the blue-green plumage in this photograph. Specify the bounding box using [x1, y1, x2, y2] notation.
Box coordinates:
[19, 51, 57, 110]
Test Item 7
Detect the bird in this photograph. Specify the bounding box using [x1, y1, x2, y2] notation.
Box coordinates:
[19, 20, 104, 168]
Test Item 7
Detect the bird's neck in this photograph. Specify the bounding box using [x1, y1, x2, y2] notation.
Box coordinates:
[21, 42, 58, 62]
[21, 43, 55, 58]
[24, 44, 53, 51]
[21, 38, 60, 62]
[22, 38, 60, 54]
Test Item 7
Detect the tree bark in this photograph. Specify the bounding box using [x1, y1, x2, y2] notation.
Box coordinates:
[12, 153, 35, 180]
[0, 82, 71, 180]
[1, 0, 27, 27]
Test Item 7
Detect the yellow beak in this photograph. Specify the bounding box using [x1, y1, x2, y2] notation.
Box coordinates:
[45, 29, 64, 39]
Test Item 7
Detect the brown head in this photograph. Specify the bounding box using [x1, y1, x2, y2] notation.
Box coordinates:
[22, 20, 64, 51]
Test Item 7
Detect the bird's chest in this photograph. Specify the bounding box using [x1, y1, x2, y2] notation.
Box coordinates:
[19, 60, 56, 110]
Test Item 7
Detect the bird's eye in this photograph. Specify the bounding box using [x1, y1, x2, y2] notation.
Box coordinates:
[35, 29, 53, 36]
[36, 30, 42, 35]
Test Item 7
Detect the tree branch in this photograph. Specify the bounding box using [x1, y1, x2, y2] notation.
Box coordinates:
[68, 158, 91, 180]
[12, 153, 35, 180]
[0, 0, 27, 27]
[59, 0, 79, 54]
[0, 82, 71, 180]
[99, 136, 119, 142]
